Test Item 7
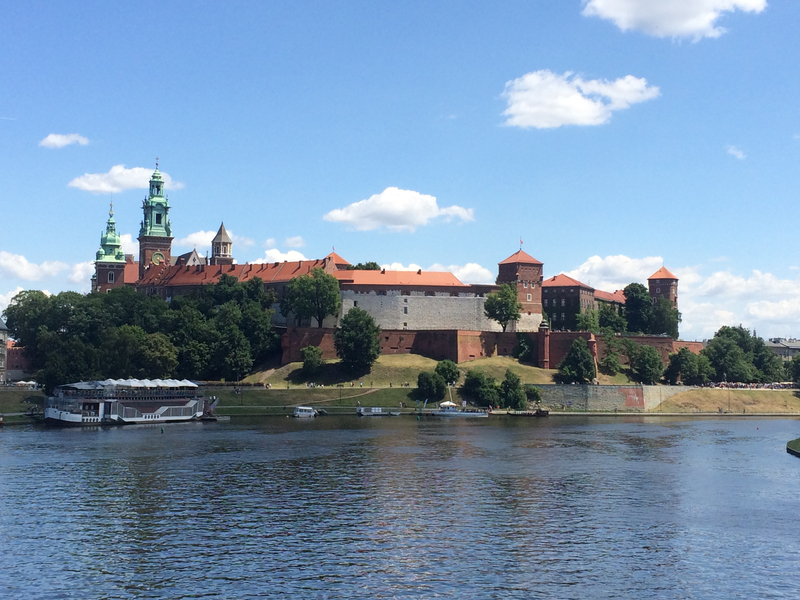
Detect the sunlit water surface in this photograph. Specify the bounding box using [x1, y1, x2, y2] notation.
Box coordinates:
[2, 416, 800, 599]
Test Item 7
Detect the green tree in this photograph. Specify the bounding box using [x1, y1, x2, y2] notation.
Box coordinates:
[484, 283, 522, 332]
[513, 333, 535, 363]
[346, 262, 382, 271]
[417, 371, 447, 401]
[631, 345, 664, 384]
[241, 301, 279, 363]
[788, 354, 800, 383]
[500, 369, 527, 410]
[334, 307, 381, 373]
[301, 345, 323, 376]
[557, 337, 596, 384]
[664, 347, 712, 386]
[523, 384, 542, 405]
[281, 268, 342, 327]
[434, 360, 460, 386]
[623, 283, 653, 334]
[575, 309, 600, 333]
[462, 370, 500, 407]
[598, 328, 624, 375]
[598, 302, 626, 333]
[650, 297, 681, 338]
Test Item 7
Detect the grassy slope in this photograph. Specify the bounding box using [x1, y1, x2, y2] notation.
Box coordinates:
[655, 388, 800, 413]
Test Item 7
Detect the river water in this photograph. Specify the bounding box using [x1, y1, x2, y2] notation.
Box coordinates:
[2, 416, 800, 599]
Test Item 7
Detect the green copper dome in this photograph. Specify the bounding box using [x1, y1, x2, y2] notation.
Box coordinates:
[96, 203, 125, 263]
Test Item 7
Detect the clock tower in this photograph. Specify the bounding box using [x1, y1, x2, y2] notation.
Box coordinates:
[138, 163, 174, 279]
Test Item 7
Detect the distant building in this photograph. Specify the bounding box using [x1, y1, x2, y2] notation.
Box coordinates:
[766, 338, 800, 362]
[5, 341, 31, 381]
[648, 267, 678, 306]
[542, 274, 595, 331]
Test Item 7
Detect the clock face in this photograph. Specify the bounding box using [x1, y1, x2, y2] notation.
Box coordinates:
[152, 251, 165, 265]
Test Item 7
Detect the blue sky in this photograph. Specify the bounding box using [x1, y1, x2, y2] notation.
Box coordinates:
[1, 0, 798, 340]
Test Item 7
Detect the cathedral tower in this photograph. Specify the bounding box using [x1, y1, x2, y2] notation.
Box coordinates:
[138, 164, 173, 279]
[93, 203, 127, 293]
[209, 222, 234, 266]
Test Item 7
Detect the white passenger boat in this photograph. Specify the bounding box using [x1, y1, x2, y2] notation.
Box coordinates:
[45, 379, 207, 426]
[293, 406, 318, 418]
[429, 406, 488, 418]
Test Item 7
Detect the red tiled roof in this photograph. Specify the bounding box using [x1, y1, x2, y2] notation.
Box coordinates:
[324, 251, 350, 266]
[137, 258, 334, 287]
[542, 274, 593, 289]
[124, 260, 139, 284]
[335, 269, 466, 287]
[648, 267, 678, 280]
[498, 250, 542, 265]
[594, 289, 626, 304]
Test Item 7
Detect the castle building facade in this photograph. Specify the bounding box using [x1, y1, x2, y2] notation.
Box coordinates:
[648, 267, 679, 306]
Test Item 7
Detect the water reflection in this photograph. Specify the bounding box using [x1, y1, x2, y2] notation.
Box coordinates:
[1, 417, 800, 598]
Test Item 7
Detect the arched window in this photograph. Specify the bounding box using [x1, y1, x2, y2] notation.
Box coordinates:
[108, 272, 115, 283]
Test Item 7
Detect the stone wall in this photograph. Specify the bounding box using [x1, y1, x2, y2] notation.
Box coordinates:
[537, 384, 689, 412]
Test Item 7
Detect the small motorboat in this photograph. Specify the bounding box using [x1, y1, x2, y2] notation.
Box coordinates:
[507, 409, 549, 417]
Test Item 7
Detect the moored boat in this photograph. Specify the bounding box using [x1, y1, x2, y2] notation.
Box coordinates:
[357, 407, 400, 417]
[506, 409, 549, 417]
[45, 379, 206, 426]
[429, 406, 488, 418]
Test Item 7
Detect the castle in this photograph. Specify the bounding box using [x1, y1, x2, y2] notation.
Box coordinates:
[92, 166, 685, 365]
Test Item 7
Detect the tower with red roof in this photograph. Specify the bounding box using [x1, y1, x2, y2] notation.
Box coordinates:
[497, 250, 544, 331]
[648, 267, 678, 307]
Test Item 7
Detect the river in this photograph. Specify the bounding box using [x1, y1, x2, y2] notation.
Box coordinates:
[1, 416, 799, 599]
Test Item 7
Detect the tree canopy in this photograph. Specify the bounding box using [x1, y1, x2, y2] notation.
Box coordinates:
[701, 326, 784, 383]
[417, 371, 447, 402]
[556, 337, 596, 384]
[346, 262, 381, 271]
[280, 267, 342, 327]
[623, 283, 652, 334]
[500, 369, 527, 410]
[484, 284, 522, 332]
[434, 360, 460, 386]
[651, 297, 681, 339]
[598, 303, 626, 333]
[333, 307, 381, 373]
[630, 345, 664, 384]
[664, 347, 712, 386]
[2, 276, 280, 391]
[462, 370, 499, 407]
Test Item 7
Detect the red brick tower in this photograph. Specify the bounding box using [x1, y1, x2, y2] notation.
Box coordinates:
[497, 250, 544, 330]
[648, 267, 678, 307]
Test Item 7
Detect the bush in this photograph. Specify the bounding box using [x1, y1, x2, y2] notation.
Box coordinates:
[300, 345, 323, 376]
[434, 360, 460, 386]
[524, 384, 542, 404]
[417, 371, 447, 402]
[599, 353, 621, 376]
[500, 370, 527, 410]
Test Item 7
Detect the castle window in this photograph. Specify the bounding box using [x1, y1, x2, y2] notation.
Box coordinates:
[656, 288, 661, 293]
[404, 307, 408, 314]
[544, 299, 548, 307]
[108, 272, 115, 283]
[156, 214, 162, 225]
[526, 294, 532, 301]
[353, 301, 358, 307]
[561, 299, 565, 307]
[523, 282, 528, 288]
[561, 313, 565, 320]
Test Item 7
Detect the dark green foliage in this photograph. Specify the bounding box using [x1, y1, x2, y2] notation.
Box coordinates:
[575, 309, 600, 333]
[630, 345, 664, 384]
[623, 283, 652, 334]
[417, 371, 447, 401]
[598, 302, 626, 333]
[346, 262, 381, 271]
[333, 307, 381, 373]
[301, 345, 323, 375]
[664, 347, 712, 386]
[462, 370, 500, 407]
[599, 353, 621, 376]
[557, 338, 596, 384]
[434, 360, 460, 385]
[500, 369, 527, 410]
[701, 325, 784, 383]
[1, 275, 280, 391]
[514, 333, 535, 363]
[280, 267, 342, 327]
[484, 284, 522, 332]
[788, 354, 800, 383]
[651, 297, 681, 338]
[523, 384, 542, 405]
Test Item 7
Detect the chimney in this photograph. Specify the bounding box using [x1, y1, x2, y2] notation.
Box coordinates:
[417, 269, 422, 275]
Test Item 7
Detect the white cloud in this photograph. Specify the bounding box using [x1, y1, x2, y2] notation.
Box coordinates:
[254, 249, 309, 263]
[381, 262, 424, 272]
[581, 0, 767, 40]
[68, 165, 185, 194]
[264, 238, 276, 249]
[175, 229, 253, 249]
[726, 145, 746, 160]
[39, 133, 89, 148]
[120, 233, 138, 255]
[565, 254, 664, 290]
[323, 188, 474, 232]
[429, 263, 495, 284]
[67, 261, 95, 291]
[502, 70, 659, 129]
[0, 251, 69, 281]
[0, 286, 25, 315]
[285, 236, 305, 248]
